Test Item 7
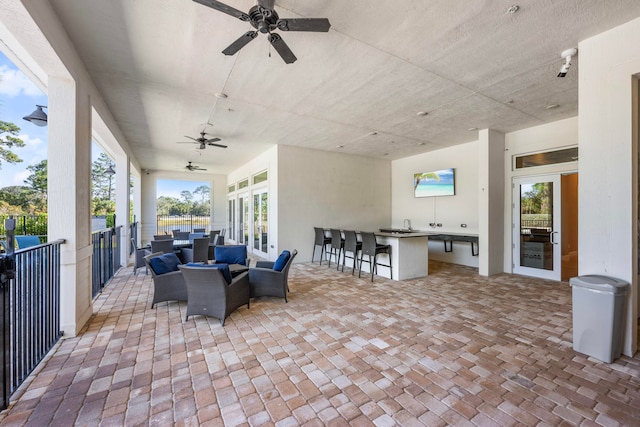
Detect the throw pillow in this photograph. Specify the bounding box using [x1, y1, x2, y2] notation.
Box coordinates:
[185, 262, 232, 284]
[149, 253, 181, 275]
[214, 245, 247, 265]
[273, 250, 291, 271]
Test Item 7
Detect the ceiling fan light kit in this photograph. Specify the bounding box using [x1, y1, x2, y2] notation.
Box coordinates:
[193, 0, 331, 64]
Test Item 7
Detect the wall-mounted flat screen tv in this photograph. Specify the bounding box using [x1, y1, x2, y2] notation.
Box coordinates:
[414, 168, 455, 197]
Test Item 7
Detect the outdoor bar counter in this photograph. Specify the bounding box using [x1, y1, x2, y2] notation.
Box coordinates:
[375, 229, 479, 280]
[374, 230, 431, 280]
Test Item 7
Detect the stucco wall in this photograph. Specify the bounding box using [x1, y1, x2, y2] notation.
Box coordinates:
[391, 141, 480, 267]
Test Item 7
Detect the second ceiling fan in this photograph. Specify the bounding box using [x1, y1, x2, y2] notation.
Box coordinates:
[193, 0, 331, 64]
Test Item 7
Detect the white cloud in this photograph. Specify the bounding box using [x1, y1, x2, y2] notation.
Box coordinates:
[18, 133, 44, 147]
[0, 65, 42, 97]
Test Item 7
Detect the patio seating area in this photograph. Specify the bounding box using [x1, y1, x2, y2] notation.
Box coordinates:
[0, 261, 639, 425]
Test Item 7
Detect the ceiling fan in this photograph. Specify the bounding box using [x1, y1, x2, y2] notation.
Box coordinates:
[193, 0, 331, 64]
[185, 161, 207, 172]
[177, 131, 227, 149]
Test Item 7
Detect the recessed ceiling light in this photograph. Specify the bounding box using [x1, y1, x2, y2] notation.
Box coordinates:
[505, 100, 514, 104]
[545, 104, 560, 110]
[368, 131, 378, 136]
[336, 145, 344, 148]
[383, 153, 388, 156]
[468, 127, 478, 132]
[215, 92, 228, 99]
[507, 5, 519, 14]
[417, 142, 426, 146]
[416, 111, 428, 116]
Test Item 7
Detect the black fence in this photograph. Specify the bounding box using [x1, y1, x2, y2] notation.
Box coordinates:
[2, 239, 65, 408]
[91, 226, 122, 298]
[156, 215, 211, 235]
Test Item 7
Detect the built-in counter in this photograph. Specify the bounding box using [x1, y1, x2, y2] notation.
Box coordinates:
[374, 229, 479, 280]
[374, 231, 431, 280]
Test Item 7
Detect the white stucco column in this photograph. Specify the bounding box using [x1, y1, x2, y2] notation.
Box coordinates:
[478, 129, 505, 276]
[579, 18, 640, 357]
[48, 77, 94, 337]
[114, 152, 130, 266]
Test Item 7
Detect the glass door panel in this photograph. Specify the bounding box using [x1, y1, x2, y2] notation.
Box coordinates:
[513, 174, 561, 280]
[228, 198, 235, 243]
[252, 191, 268, 256]
[238, 194, 249, 245]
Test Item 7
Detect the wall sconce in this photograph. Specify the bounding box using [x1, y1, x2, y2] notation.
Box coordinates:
[22, 105, 48, 126]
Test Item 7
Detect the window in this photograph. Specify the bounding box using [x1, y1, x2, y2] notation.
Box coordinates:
[228, 184, 235, 193]
[252, 170, 268, 185]
[238, 179, 249, 190]
[514, 147, 578, 169]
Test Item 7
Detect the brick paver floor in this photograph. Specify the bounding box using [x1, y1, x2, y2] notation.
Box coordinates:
[1, 260, 639, 426]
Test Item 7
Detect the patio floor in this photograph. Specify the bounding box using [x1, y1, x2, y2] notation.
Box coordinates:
[1, 260, 639, 426]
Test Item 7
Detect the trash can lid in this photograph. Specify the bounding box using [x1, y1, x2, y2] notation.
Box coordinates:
[569, 275, 629, 294]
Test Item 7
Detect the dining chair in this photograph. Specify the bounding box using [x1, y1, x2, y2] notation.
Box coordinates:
[181, 237, 209, 264]
[153, 234, 173, 240]
[358, 232, 392, 282]
[174, 231, 190, 240]
[131, 237, 149, 275]
[312, 227, 331, 265]
[150, 239, 174, 254]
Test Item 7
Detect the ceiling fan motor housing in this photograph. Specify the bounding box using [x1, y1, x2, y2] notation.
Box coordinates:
[249, 5, 278, 32]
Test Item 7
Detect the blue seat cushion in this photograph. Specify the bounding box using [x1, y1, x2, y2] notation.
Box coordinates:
[15, 235, 41, 249]
[149, 253, 181, 275]
[273, 250, 291, 272]
[214, 245, 247, 265]
[185, 262, 232, 284]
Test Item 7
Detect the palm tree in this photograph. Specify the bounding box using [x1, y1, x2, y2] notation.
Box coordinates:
[414, 172, 440, 190]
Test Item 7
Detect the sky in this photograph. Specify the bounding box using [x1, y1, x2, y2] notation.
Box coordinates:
[0, 51, 48, 189]
[0, 50, 207, 198]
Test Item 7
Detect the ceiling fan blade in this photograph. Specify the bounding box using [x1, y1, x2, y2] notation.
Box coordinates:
[205, 137, 221, 143]
[192, 0, 249, 21]
[208, 142, 228, 148]
[277, 18, 331, 32]
[222, 31, 259, 56]
[269, 33, 297, 64]
[184, 135, 199, 142]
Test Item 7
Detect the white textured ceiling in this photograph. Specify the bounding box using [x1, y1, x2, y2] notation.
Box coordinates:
[48, 0, 640, 174]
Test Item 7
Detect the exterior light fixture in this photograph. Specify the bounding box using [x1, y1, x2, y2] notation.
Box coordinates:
[23, 105, 48, 127]
[105, 165, 116, 175]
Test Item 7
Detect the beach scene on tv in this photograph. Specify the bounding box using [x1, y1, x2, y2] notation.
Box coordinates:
[414, 168, 455, 197]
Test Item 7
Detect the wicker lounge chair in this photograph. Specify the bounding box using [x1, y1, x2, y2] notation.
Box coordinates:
[144, 252, 188, 308]
[249, 249, 297, 302]
[179, 264, 250, 325]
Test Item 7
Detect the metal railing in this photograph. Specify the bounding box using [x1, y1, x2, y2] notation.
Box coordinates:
[8, 239, 65, 405]
[91, 226, 122, 298]
[156, 215, 210, 235]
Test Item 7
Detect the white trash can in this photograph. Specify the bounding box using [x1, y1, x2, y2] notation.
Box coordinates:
[569, 275, 628, 363]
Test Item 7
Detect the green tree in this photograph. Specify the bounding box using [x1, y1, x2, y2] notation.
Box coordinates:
[0, 185, 34, 213]
[0, 120, 25, 169]
[193, 185, 210, 204]
[25, 159, 47, 212]
[91, 152, 115, 215]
